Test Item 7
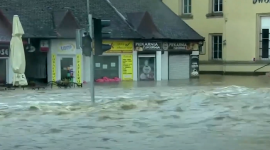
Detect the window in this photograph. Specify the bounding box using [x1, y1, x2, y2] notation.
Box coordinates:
[213, 0, 223, 12]
[212, 35, 222, 59]
[183, 0, 191, 14]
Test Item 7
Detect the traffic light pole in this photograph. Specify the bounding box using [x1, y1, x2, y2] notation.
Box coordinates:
[87, 0, 95, 103]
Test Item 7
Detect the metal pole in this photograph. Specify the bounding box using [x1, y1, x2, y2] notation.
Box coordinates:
[87, 0, 95, 103]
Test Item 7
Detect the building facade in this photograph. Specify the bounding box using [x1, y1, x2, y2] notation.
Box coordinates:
[163, 0, 270, 74]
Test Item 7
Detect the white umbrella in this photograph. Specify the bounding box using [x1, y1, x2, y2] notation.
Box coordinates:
[10, 15, 28, 86]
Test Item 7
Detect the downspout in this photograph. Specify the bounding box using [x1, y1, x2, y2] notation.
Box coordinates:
[223, 0, 227, 74]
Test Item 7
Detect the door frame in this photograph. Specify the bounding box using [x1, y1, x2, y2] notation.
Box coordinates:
[57, 55, 76, 82]
[137, 54, 156, 81]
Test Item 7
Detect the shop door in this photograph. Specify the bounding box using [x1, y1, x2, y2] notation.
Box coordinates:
[0, 59, 7, 85]
[169, 55, 190, 79]
[58, 56, 75, 82]
[94, 56, 120, 80]
[138, 55, 156, 81]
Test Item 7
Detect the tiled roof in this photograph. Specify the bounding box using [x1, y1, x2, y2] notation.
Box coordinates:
[0, 0, 204, 40]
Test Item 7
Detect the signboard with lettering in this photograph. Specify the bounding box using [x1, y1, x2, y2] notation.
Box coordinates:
[52, 54, 56, 81]
[76, 54, 82, 83]
[103, 40, 133, 53]
[121, 54, 133, 81]
[134, 42, 162, 51]
[162, 42, 199, 51]
[0, 45, 9, 57]
[57, 42, 75, 54]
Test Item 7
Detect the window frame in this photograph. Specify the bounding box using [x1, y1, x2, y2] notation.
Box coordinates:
[182, 0, 192, 14]
[212, 35, 223, 60]
[212, 0, 223, 13]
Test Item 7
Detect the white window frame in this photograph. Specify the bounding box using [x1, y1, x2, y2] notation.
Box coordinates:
[182, 0, 191, 14]
[213, 0, 223, 13]
[212, 35, 223, 60]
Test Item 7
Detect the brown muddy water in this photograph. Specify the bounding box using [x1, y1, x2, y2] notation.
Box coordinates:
[1, 75, 270, 150]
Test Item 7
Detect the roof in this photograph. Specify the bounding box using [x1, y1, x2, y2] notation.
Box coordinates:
[108, 0, 204, 40]
[0, 0, 204, 40]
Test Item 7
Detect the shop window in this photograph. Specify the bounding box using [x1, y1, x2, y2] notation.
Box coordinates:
[182, 0, 191, 14]
[138, 56, 155, 81]
[94, 56, 119, 80]
[0, 59, 6, 84]
[213, 0, 223, 12]
[212, 35, 223, 60]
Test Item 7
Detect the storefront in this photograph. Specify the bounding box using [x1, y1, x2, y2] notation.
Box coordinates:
[161, 42, 200, 80]
[95, 40, 134, 82]
[134, 41, 162, 81]
[47, 39, 83, 83]
[0, 43, 12, 85]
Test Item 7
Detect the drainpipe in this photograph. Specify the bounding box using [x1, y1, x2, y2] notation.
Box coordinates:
[223, 0, 227, 74]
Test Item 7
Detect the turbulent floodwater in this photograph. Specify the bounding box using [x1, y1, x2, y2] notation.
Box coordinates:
[1, 75, 270, 150]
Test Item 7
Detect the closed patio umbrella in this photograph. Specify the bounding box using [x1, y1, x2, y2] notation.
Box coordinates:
[10, 15, 28, 86]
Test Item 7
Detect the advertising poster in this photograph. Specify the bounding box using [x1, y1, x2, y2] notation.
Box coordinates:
[76, 54, 82, 83]
[121, 55, 133, 81]
[190, 55, 199, 77]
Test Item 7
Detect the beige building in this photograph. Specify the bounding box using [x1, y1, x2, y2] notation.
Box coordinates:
[163, 0, 270, 74]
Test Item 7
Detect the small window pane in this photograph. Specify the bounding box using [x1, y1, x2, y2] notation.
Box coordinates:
[219, 4, 223, 11]
[218, 36, 222, 43]
[218, 51, 222, 59]
[188, 5, 191, 13]
[214, 4, 219, 12]
[213, 52, 218, 59]
[184, 6, 188, 13]
[213, 37, 218, 43]
[213, 43, 218, 51]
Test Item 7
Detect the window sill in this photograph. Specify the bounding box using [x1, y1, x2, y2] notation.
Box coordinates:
[206, 12, 223, 18]
[179, 14, 193, 19]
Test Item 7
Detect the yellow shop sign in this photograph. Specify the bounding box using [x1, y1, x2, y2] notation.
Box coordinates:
[103, 40, 133, 53]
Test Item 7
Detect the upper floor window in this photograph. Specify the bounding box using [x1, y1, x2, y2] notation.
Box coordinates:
[183, 0, 191, 14]
[213, 0, 223, 12]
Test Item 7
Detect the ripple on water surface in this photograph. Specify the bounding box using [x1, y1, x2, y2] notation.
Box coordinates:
[1, 85, 270, 150]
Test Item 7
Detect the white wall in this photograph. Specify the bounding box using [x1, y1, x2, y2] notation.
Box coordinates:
[156, 51, 162, 81]
[161, 51, 168, 80]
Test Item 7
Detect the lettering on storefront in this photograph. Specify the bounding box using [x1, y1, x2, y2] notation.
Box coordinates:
[76, 54, 82, 83]
[253, 0, 270, 4]
[134, 42, 162, 51]
[121, 55, 133, 81]
[51, 54, 56, 81]
[163, 42, 199, 50]
[58, 43, 75, 53]
[0, 44, 9, 57]
[103, 40, 133, 53]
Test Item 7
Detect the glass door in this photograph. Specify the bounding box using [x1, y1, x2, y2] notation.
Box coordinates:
[138, 55, 156, 81]
[58, 56, 75, 82]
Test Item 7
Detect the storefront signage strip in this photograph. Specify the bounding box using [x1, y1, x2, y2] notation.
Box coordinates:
[52, 54, 56, 81]
[76, 54, 82, 84]
[103, 40, 133, 53]
[121, 55, 133, 81]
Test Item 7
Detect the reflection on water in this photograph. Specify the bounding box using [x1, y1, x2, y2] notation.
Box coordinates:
[1, 75, 270, 150]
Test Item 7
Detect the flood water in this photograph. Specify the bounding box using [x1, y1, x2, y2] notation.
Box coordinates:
[1, 75, 270, 150]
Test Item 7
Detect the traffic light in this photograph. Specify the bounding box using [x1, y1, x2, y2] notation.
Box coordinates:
[93, 18, 111, 55]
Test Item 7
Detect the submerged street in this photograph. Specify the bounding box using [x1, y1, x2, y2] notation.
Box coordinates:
[1, 75, 270, 150]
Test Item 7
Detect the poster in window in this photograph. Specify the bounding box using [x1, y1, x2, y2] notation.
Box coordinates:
[190, 55, 199, 78]
[138, 57, 155, 81]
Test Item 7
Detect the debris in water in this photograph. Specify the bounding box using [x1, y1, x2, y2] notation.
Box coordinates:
[120, 104, 136, 110]
[29, 106, 39, 111]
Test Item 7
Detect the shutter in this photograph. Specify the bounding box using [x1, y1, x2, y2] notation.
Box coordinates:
[169, 55, 190, 79]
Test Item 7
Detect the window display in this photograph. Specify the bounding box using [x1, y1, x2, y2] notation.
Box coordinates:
[138, 57, 155, 81]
